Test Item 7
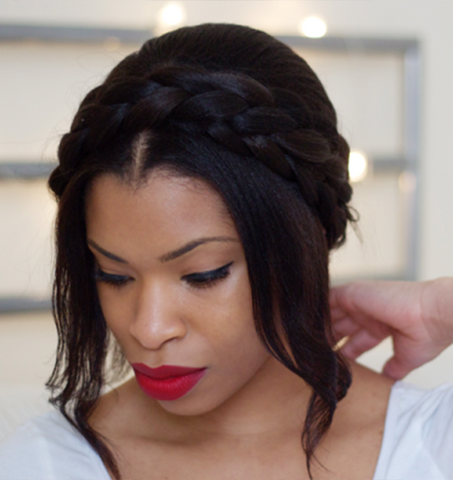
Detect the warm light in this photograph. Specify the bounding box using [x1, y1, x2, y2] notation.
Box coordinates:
[299, 17, 327, 38]
[348, 151, 368, 182]
[103, 36, 121, 51]
[158, 3, 185, 27]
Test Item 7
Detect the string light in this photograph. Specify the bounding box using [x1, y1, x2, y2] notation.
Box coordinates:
[349, 151, 369, 182]
[298, 17, 327, 38]
[158, 3, 185, 28]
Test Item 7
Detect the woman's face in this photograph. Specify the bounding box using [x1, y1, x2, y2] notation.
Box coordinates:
[85, 171, 272, 415]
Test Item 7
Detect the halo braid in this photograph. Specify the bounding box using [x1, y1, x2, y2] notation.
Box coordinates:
[53, 64, 351, 248]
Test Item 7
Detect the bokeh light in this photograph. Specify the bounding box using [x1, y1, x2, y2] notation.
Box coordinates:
[298, 17, 327, 38]
[158, 3, 185, 27]
[348, 151, 369, 182]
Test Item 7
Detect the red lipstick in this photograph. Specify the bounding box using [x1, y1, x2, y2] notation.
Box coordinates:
[132, 363, 206, 401]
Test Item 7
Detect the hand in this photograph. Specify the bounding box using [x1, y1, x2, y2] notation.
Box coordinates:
[329, 278, 453, 380]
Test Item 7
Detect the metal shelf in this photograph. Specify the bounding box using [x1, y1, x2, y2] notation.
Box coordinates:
[277, 35, 418, 54]
[0, 26, 421, 312]
[0, 23, 152, 45]
[0, 162, 56, 179]
[0, 156, 410, 181]
[0, 297, 51, 315]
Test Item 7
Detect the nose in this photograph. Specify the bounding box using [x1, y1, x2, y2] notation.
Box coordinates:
[129, 281, 188, 351]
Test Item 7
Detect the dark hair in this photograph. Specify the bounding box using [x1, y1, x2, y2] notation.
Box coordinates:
[47, 23, 354, 479]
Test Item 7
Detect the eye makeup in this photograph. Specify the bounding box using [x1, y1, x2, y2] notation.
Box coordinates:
[94, 269, 131, 288]
[182, 261, 233, 289]
[94, 261, 234, 290]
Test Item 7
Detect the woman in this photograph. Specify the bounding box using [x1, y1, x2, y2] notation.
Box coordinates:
[1, 23, 452, 480]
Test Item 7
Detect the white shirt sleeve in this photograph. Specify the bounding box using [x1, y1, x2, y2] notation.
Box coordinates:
[374, 382, 453, 480]
[0, 410, 111, 480]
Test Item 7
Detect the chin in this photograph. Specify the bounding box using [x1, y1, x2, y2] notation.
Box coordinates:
[157, 393, 227, 417]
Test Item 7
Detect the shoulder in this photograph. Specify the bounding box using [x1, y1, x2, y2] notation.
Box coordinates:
[0, 410, 111, 480]
[374, 382, 453, 480]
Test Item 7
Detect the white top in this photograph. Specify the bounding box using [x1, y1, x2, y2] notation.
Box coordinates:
[1, 382, 453, 480]
[373, 382, 453, 479]
[0, 410, 110, 480]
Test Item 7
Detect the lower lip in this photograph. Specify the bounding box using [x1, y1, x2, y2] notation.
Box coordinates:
[133, 367, 207, 401]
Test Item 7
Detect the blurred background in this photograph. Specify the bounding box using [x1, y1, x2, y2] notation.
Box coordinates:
[1, 0, 453, 434]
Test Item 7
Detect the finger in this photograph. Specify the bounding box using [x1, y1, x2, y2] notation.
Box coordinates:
[340, 329, 383, 360]
[382, 356, 415, 380]
[331, 316, 360, 342]
[330, 305, 347, 322]
[329, 282, 362, 308]
[384, 338, 444, 380]
[331, 312, 390, 339]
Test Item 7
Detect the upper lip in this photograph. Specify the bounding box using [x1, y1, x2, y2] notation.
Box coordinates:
[131, 363, 205, 379]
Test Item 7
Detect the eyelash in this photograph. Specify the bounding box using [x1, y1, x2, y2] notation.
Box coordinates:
[182, 262, 233, 289]
[94, 270, 131, 289]
[94, 262, 233, 290]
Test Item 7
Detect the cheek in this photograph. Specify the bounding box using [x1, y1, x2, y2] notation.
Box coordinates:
[212, 327, 270, 387]
[196, 276, 269, 370]
[188, 305, 271, 414]
[209, 319, 269, 369]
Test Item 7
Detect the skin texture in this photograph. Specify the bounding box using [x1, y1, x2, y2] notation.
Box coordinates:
[86, 171, 394, 479]
[330, 279, 453, 380]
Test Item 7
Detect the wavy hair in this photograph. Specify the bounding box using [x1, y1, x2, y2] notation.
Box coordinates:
[47, 23, 354, 479]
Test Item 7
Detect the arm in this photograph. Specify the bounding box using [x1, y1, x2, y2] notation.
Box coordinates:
[330, 278, 453, 380]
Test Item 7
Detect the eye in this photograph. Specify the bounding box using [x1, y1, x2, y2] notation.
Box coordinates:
[94, 269, 132, 288]
[182, 262, 233, 289]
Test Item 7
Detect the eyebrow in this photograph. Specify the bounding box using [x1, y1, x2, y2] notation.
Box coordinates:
[87, 236, 238, 264]
[88, 240, 128, 263]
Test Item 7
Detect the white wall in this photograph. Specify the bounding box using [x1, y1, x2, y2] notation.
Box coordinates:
[1, 1, 453, 397]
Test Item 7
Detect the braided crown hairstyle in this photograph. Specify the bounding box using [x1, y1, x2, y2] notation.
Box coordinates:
[47, 23, 354, 479]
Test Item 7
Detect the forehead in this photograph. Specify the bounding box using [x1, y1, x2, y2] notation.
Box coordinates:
[85, 171, 236, 248]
